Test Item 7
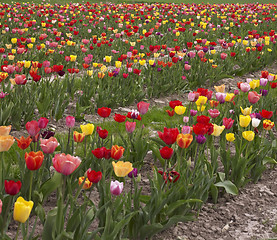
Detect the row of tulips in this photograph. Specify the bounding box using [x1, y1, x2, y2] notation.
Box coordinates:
[0, 70, 276, 239]
[1, 2, 277, 127]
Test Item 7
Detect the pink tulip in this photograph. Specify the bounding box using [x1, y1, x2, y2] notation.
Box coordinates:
[52, 153, 81, 176]
[220, 53, 227, 60]
[38, 117, 49, 129]
[184, 64, 191, 71]
[3, 65, 15, 74]
[248, 91, 261, 104]
[208, 109, 220, 118]
[40, 137, 59, 154]
[26, 120, 40, 137]
[0, 199, 2, 214]
[43, 61, 50, 68]
[82, 39, 89, 44]
[125, 121, 136, 133]
[66, 116, 75, 128]
[197, 50, 205, 58]
[240, 83, 250, 92]
[14, 74, 27, 85]
[182, 126, 192, 134]
[137, 101, 150, 115]
[110, 180, 123, 196]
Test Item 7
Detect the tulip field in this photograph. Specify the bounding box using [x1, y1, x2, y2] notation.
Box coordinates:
[0, 1, 277, 239]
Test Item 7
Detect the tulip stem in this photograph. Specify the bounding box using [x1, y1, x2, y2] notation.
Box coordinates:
[29, 171, 33, 200]
[0, 153, 3, 194]
[66, 128, 71, 154]
[84, 137, 87, 158]
[15, 223, 21, 240]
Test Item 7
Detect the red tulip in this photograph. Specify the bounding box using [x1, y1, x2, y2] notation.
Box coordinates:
[97, 107, 112, 118]
[259, 110, 273, 119]
[248, 91, 261, 104]
[166, 110, 175, 117]
[98, 129, 108, 139]
[111, 145, 124, 160]
[223, 118, 234, 129]
[193, 123, 208, 135]
[137, 101, 150, 115]
[25, 151, 44, 170]
[114, 114, 126, 123]
[25, 120, 40, 137]
[87, 169, 102, 183]
[92, 147, 107, 159]
[159, 146, 174, 159]
[4, 180, 22, 195]
[197, 115, 210, 124]
[169, 100, 183, 109]
[157, 127, 179, 145]
[15, 136, 32, 150]
[38, 117, 49, 129]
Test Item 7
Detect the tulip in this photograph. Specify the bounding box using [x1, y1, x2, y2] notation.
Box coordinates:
[97, 107, 112, 118]
[128, 168, 138, 178]
[242, 131, 255, 141]
[0, 135, 14, 152]
[225, 93, 235, 102]
[248, 91, 261, 104]
[111, 145, 125, 160]
[182, 126, 192, 134]
[169, 100, 183, 109]
[25, 120, 40, 137]
[195, 96, 207, 105]
[78, 177, 92, 190]
[240, 83, 251, 92]
[92, 147, 107, 159]
[40, 137, 59, 154]
[214, 84, 225, 93]
[137, 101, 150, 115]
[157, 127, 179, 145]
[25, 151, 44, 170]
[0, 199, 2, 214]
[114, 114, 126, 123]
[110, 180, 123, 196]
[196, 135, 206, 144]
[215, 92, 226, 104]
[240, 106, 252, 116]
[211, 124, 225, 137]
[174, 106, 186, 115]
[66, 116, 75, 128]
[52, 153, 81, 176]
[125, 121, 136, 133]
[239, 115, 251, 128]
[80, 123, 94, 136]
[263, 120, 274, 130]
[188, 92, 196, 102]
[260, 78, 268, 86]
[98, 129, 108, 139]
[176, 134, 193, 148]
[13, 197, 34, 223]
[0, 125, 11, 136]
[87, 169, 102, 183]
[73, 131, 85, 143]
[112, 161, 133, 177]
[226, 133, 235, 142]
[159, 146, 174, 159]
[208, 109, 220, 118]
[4, 180, 22, 195]
[190, 110, 197, 116]
[38, 117, 49, 129]
[259, 110, 273, 119]
[183, 116, 189, 123]
[15, 136, 32, 150]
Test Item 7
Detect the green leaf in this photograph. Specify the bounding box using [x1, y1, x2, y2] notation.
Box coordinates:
[210, 184, 219, 203]
[35, 203, 46, 224]
[40, 173, 62, 201]
[166, 199, 202, 216]
[262, 157, 277, 165]
[215, 180, 238, 195]
[42, 208, 57, 240]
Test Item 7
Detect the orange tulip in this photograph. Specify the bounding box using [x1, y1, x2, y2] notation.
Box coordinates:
[0, 135, 14, 152]
[111, 145, 125, 160]
[25, 151, 44, 170]
[176, 134, 193, 149]
[15, 136, 32, 150]
[0, 125, 11, 136]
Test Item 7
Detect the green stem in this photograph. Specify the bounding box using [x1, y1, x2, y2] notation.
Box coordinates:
[0, 153, 3, 195]
[84, 137, 87, 158]
[66, 128, 71, 154]
[15, 223, 21, 240]
[29, 171, 33, 200]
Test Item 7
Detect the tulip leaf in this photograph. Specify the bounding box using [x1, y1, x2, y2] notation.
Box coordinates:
[166, 199, 202, 216]
[215, 180, 238, 195]
[42, 208, 57, 240]
[40, 173, 62, 201]
[35, 203, 46, 224]
[262, 157, 277, 165]
[210, 183, 219, 203]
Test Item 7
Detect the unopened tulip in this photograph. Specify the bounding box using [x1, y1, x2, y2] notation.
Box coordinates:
[13, 197, 33, 223]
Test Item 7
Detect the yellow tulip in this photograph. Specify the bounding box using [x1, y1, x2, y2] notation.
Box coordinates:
[212, 124, 225, 137]
[226, 133, 235, 142]
[11, 38, 17, 44]
[70, 55, 77, 62]
[105, 56, 112, 63]
[112, 161, 133, 177]
[249, 80, 260, 89]
[149, 60, 155, 66]
[0, 135, 14, 152]
[0, 125, 12, 136]
[115, 61, 122, 68]
[174, 106, 186, 115]
[195, 96, 207, 106]
[13, 197, 34, 223]
[24, 61, 31, 68]
[87, 70, 93, 76]
[197, 105, 206, 112]
[242, 131, 255, 141]
[93, 62, 98, 68]
[214, 84, 225, 93]
[80, 124, 94, 136]
[240, 106, 252, 115]
[225, 93, 235, 102]
[27, 44, 33, 49]
[210, 50, 216, 54]
[239, 115, 251, 128]
[139, 60, 146, 66]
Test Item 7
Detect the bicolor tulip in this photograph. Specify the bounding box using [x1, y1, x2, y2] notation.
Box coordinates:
[176, 134, 193, 148]
[110, 180, 123, 196]
[25, 151, 44, 170]
[111, 145, 124, 160]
